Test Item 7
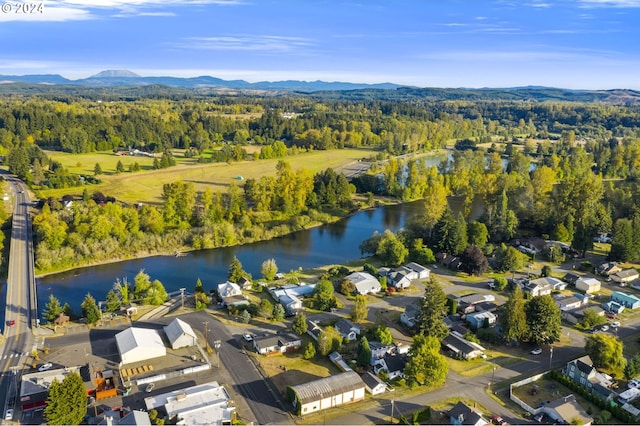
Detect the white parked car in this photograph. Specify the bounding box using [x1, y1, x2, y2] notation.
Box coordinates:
[145, 383, 155, 393]
[531, 348, 542, 355]
[242, 333, 253, 342]
[611, 321, 621, 328]
[38, 363, 53, 372]
[600, 325, 610, 332]
[629, 379, 640, 389]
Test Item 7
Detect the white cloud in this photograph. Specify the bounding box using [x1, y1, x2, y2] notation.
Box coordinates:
[170, 35, 314, 53]
[0, 6, 92, 21]
[578, 0, 640, 7]
[0, 0, 241, 22]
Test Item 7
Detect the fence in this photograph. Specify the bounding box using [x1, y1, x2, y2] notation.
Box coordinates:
[509, 371, 549, 415]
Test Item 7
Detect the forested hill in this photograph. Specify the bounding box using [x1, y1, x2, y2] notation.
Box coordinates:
[2, 72, 640, 103]
[307, 87, 640, 104]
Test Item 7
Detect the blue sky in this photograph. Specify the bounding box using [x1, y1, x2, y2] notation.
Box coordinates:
[1, 0, 640, 89]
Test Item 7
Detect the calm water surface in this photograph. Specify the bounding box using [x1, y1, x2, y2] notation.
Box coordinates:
[36, 201, 425, 314]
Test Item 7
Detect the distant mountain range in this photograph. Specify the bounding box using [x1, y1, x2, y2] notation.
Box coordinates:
[0, 69, 405, 91]
[1, 69, 640, 103]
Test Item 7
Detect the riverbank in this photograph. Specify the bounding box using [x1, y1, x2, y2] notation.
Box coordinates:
[34, 196, 407, 278]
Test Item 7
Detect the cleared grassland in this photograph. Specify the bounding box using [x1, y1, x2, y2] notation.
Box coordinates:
[38, 148, 379, 204]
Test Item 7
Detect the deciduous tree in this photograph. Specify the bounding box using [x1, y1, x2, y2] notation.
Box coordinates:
[460, 245, 489, 275]
[351, 295, 368, 323]
[292, 312, 307, 335]
[585, 334, 626, 371]
[404, 335, 448, 387]
[374, 325, 393, 345]
[261, 258, 278, 281]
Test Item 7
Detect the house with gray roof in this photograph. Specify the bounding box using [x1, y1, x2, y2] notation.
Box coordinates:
[288, 371, 365, 415]
[542, 395, 592, 426]
[163, 318, 197, 350]
[344, 272, 381, 295]
[564, 355, 615, 401]
[334, 318, 361, 341]
[575, 277, 601, 294]
[400, 303, 420, 328]
[611, 269, 639, 285]
[442, 332, 486, 360]
[362, 372, 387, 395]
[253, 333, 301, 355]
[466, 311, 496, 329]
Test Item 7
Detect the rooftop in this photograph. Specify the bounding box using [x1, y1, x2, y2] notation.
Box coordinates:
[290, 371, 364, 405]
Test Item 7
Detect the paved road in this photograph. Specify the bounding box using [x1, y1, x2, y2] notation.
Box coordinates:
[181, 311, 293, 426]
[0, 174, 37, 421]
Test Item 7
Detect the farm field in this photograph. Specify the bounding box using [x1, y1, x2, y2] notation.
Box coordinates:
[38, 148, 379, 204]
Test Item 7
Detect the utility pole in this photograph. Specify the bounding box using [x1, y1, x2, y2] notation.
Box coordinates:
[214, 340, 221, 368]
[202, 321, 209, 351]
[549, 347, 553, 370]
[390, 398, 394, 424]
[180, 288, 186, 309]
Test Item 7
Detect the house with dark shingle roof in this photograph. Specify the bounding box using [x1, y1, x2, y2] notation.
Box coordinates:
[362, 371, 387, 395]
[564, 355, 615, 401]
[334, 318, 361, 341]
[288, 371, 365, 415]
[253, 333, 301, 355]
[447, 401, 488, 426]
[442, 332, 486, 360]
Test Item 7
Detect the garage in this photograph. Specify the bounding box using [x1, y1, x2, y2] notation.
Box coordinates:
[116, 327, 167, 365]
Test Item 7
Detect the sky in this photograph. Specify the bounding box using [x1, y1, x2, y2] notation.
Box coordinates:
[1, 0, 640, 89]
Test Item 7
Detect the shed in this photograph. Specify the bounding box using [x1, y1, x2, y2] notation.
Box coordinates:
[163, 318, 197, 350]
[116, 328, 166, 365]
[362, 372, 386, 395]
[289, 371, 365, 415]
[405, 262, 431, 279]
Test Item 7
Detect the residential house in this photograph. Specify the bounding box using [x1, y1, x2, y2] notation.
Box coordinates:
[369, 341, 394, 361]
[541, 395, 592, 426]
[344, 272, 381, 295]
[388, 267, 416, 289]
[400, 304, 420, 328]
[562, 273, 581, 286]
[535, 276, 568, 291]
[447, 401, 488, 426]
[564, 356, 615, 401]
[602, 301, 625, 315]
[238, 277, 252, 290]
[442, 332, 486, 360]
[524, 278, 553, 297]
[288, 371, 365, 416]
[372, 353, 406, 380]
[610, 291, 640, 309]
[611, 269, 639, 285]
[362, 372, 387, 395]
[456, 294, 495, 314]
[466, 311, 496, 329]
[278, 294, 302, 316]
[306, 319, 323, 341]
[335, 318, 361, 341]
[473, 301, 499, 313]
[596, 262, 622, 277]
[217, 281, 242, 298]
[405, 262, 431, 279]
[562, 305, 605, 325]
[253, 333, 302, 355]
[555, 295, 584, 311]
[575, 277, 601, 294]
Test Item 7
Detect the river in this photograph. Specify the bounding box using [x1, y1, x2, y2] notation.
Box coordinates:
[34, 201, 426, 316]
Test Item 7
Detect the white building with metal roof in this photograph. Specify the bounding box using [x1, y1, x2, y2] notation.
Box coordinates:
[289, 371, 365, 415]
[116, 328, 166, 365]
[164, 318, 197, 350]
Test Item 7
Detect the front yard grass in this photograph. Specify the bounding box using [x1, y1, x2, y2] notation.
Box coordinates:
[254, 336, 341, 395]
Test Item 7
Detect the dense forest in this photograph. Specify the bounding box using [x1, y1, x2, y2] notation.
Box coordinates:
[2, 89, 640, 272]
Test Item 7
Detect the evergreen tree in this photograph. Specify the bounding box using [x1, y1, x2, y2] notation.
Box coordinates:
[133, 270, 152, 300]
[432, 210, 467, 255]
[116, 160, 125, 174]
[81, 293, 101, 324]
[42, 294, 63, 323]
[62, 303, 76, 320]
[499, 285, 528, 345]
[273, 304, 286, 321]
[258, 299, 274, 320]
[467, 221, 489, 248]
[351, 295, 368, 323]
[414, 277, 449, 340]
[488, 190, 518, 243]
[104, 289, 121, 313]
[609, 218, 635, 262]
[228, 256, 245, 283]
[292, 312, 308, 335]
[525, 295, 561, 345]
[94, 162, 103, 176]
[357, 336, 372, 367]
[44, 372, 87, 425]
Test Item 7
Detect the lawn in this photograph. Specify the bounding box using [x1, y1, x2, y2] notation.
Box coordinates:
[254, 335, 341, 394]
[37, 148, 380, 204]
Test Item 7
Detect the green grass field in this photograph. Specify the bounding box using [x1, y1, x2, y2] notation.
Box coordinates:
[38, 148, 379, 204]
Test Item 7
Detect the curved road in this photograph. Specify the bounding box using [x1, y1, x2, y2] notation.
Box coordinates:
[1, 174, 37, 421]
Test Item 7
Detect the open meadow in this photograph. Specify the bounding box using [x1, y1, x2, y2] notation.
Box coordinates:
[38, 148, 379, 204]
